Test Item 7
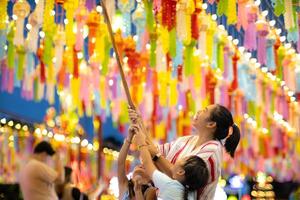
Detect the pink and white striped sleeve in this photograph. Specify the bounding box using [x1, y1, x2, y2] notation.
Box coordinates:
[159, 141, 174, 157]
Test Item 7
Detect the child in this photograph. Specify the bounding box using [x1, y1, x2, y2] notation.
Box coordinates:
[132, 124, 209, 200]
[118, 126, 157, 200]
[56, 166, 106, 200]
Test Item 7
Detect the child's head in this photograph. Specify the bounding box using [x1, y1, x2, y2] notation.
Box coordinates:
[128, 165, 153, 198]
[172, 156, 209, 198]
[132, 165, 151, 185]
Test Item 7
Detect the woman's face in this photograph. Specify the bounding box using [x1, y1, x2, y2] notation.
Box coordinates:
[192, 105, 217, 130]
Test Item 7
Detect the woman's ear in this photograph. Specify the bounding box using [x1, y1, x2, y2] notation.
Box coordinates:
[206, 121, 216, 129]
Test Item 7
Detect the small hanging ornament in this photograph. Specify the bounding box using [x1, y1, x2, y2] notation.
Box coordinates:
[0, 0, 8, 30]
[273, 0, 285, 16]
[191, 1, 200, 41]
[149, 32, 157, 67]
[42, 0, 55, 67]
[217, 0, 229, 16]
[197, 11, 209, 57]
[244, 4, 258, 51]
[176, 0, 195, 45]
[53, 25, 66, 70]
[227, 0, 237, 25]
[237, 0, 249, 30]
[37, 42, 46, 83]
[16, 45, 26, 80]
[230, 49, 240, 92]
[7, 23, 15, 69]
[86, 11, 100, 57]
[132, 2, 146, 51]
[13, 0, 30, 46]
[256, 19, 269, 66]
[266, 35, 276, 72]
[26, 0, 44, 53]
[176, 1, 188, 43]
[64, 0, 78, 47]
[74, 3, 88, 51]
[104, 0, 116, 23]
[118, 0, 135, 37]
[0, 31, 6, 61]
[284, 0, 295, 30]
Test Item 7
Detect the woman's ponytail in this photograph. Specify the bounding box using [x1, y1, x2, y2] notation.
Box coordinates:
[209, 105, 241, 158]
[224, 124, 240, 158]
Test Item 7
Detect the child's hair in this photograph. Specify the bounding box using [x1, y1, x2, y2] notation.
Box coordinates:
[181, 156, 209, 200]
[128, 180, 156, 199]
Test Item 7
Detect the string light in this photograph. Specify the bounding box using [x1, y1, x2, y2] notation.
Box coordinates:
[212, 14, 217, 21]
[54, 134, 65, 142]
[26, 23, 32, 30]
[15, 123, 21, 130]
[39, 31, 45, 38]
[81, 139, 88, 147]
[8, 120, 13, 127]
[22, 125, 28, 131]
[269, 20, 276, 26]
[96, 5, 102, 13]
[0, 118, 6, 124]
[233, 39, 239, 45]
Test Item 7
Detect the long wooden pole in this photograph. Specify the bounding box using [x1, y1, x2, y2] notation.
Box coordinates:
[100, 0, 135, 110]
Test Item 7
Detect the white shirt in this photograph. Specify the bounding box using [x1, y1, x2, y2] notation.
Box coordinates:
[159, 135, 223, 200]
[152, 170, 196, 200]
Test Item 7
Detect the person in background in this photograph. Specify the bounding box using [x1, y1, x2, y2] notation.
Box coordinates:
[56, 166, 106, 200]
[118, 126, 157, 200]
[20, 141, 64, 200]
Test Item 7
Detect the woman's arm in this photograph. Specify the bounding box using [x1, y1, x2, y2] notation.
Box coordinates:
[117, 128, 135, 197]
[128, 108, 175, 177]
[147, 143, 174, 177]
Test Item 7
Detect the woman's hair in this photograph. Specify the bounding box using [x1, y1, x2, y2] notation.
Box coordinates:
[209, 104, 241, 157]
[181, 156, 209, 200]
[128, 179, 135, 198]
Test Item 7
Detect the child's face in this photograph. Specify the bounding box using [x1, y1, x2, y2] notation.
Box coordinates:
[132, 165, 151, 185]
[171, 157, 188, 180]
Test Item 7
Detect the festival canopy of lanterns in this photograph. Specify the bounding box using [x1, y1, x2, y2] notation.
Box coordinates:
[0, 0, 300, 182]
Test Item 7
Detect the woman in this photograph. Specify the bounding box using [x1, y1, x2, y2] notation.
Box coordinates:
[128, 104, 240, 199]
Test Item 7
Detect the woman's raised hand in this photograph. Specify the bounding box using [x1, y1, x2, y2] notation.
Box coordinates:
[128, 106, 149, 137]
[130, 124, 146, 146]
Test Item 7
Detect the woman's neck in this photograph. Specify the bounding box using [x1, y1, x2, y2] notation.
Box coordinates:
[194, 130, 214, 148]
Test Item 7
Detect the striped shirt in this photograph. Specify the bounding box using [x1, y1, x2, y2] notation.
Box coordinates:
[159, 135, 222, 200]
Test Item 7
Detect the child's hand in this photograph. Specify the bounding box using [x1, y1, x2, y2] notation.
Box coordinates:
[127, 125, 136, 142]
[129, 124, 145, 146]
